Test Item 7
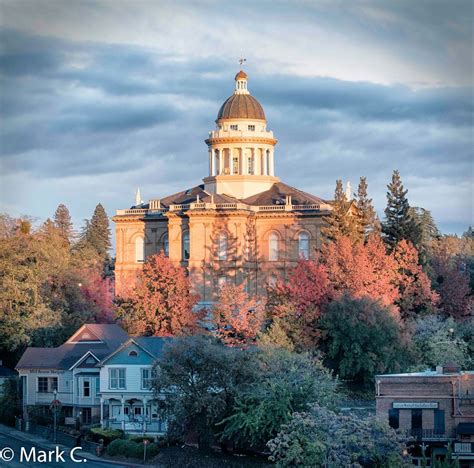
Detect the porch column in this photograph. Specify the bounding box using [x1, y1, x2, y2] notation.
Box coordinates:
[143, 397, 148, 433]
[121, 396, 125, 431]
[100, 397, 104, 428]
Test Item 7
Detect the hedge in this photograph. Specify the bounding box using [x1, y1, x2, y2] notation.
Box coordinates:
[88, 427, 124, 445]
[107, 439, 159, 460]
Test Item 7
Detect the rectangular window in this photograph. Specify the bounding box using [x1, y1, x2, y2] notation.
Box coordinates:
[233, 157, 239, 174]
[83, 380, 90, 397]
[411, 409, 422, 430]
[141, 369, 152, 389]
[109, 368, 126, 390]
[38, 377, 48, 393]
[134, 407, 142, 416]
[82, 408, 92, 424]
[248, 156, 254, 174]
[96, 378, 100, 394]
[248, 125, 255, 131]
[230, 124, 238, 131]
[50, 377, 58, 392]
[388, 408, 399, 429]
[434, 409, 445, 434]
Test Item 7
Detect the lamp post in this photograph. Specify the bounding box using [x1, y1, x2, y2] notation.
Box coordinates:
[52, 390, 58, 444]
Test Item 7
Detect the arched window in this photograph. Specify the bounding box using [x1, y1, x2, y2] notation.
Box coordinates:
[135, 237, 144, 263]
[162, 234, 169, 257]
[298, 232, 310, 259]
[182, 231, 190, 260]
[268, 232, 279, 261]
[128, 350, 138, 357]
[218, 232, 227, 261]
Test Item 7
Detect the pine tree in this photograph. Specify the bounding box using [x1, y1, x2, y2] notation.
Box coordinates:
[322, 180, 360, 242]
[382, 170, 421, 250]
[355, 177, 380, 241]
[53, 204, 74, 244]
[85, 204, 111, 258]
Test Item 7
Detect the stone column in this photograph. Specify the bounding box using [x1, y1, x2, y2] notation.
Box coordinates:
[270, 150, 275, 176]
[242, 148, 248, 174]
[209, 149, 214, 176]
[263, 149, 268, 175]
[218, 149, 223, 175]
[230, 147, 234, 175]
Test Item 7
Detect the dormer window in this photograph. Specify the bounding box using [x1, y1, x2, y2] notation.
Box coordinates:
[128, 350, 138, 357]
[230, 124, 238, 131]
[248, 125, 255, 131]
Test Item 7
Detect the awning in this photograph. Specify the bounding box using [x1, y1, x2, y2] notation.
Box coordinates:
[74, 372, 99, 377]
[457, 422, 474, 435]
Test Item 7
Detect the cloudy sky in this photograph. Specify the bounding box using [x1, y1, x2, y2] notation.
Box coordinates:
[1, 0, 472, 240]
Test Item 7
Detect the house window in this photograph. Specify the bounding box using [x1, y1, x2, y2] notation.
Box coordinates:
[109, 368, 126, 390]
[218, 232, 227, 261]
[82, 408, 92, 424]
[298, 232, 310, 259]
[434, 409, 445, 434]
[83, 380, 90, 397]
[95, 378, 100, 394]
[269, 232, 279, 261]
[51, 377, 58, 392]
[230, 124, 238, 131]
[141, 369, 153, 389]
[248, 125, 255, 131]
[38, 377, 48, 393]
[135, 237, 144, 263]
[411, 409, 422, 430]
[134, 407, 143, 416]
[388, 409, 399, 429]
[163, 234, 169, 256]
[128, 350, 138, 357]
[182, 231, 190, 260]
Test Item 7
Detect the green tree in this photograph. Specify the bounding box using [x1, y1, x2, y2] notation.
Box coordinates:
[355, 176, 380, 241]
[0, 379, 21, 426]
[320, 295, 407, 386]
[382, 170, 421, 251]
[322, 180, 360, 242]
[53, 204, 75, 244]
[79, 204, 111, 259]
[219, 348, 337, 449]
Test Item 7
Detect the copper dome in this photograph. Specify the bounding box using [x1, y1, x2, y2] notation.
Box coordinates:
[217, 94, 266, 121]
[235, 70, 248, 80]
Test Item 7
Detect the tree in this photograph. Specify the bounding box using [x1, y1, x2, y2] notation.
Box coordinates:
[382, 170, 421, 250]
[322, 235, 399, 307]
[116, 252, 202, 336]
[322, 180, 360, 242]
[320, 295, 407, 386]
[212, 284, 265, 346]
[257, 318, 295, 352]
[152, 335, 257, 450]
[409, 207, 439, 255]
[355, 176, 380, 241]
[393, 240, 439, 319]
[0, 379, 21, 426]
[79, 204, 111, 259]
[266, 259, 333, 349]
[53, 204, 74, 244]
[268, 404, 410, 467]
[219, 348, 338, 449]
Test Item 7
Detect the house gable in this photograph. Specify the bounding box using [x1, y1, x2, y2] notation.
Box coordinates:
[103, 341, 155, 366]
[67, 325, 103, 344]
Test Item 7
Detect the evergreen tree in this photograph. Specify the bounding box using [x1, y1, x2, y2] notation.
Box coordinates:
[322, 180, 360, 242]
[53, 204, 74, 244]
[382, 170, 421, 250]
[83, 204, 111, 258]
[355, 176, 380, 241]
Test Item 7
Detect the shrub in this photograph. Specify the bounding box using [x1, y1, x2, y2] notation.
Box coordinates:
[106, 439, 159, 460]
[89, 427, 123, 445]
[106, 439, 127, 456]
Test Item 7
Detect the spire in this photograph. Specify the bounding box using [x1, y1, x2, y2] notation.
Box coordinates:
[235, 58, 249, 95]
[345, 181, 352, 201]
[135, 188, 142, 206]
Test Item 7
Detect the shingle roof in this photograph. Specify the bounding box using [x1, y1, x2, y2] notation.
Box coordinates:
[242, 182, 326, 206]
[16, 324, 128, 370]
[134, 337, 171, 358]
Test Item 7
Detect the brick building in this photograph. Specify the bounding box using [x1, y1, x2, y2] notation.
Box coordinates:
[376, 364, 474, 466]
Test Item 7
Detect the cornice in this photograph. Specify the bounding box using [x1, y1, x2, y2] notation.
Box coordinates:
[205, 136, 278, 146]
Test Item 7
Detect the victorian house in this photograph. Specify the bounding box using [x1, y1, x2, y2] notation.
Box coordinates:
[113, 70, 332, 303]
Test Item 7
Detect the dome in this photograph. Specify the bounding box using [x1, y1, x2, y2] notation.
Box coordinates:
[217, 94, 266, 121]
[235, 70, 248, 80]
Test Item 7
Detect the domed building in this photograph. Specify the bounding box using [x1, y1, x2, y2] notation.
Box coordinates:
[113, 71, 332, 303]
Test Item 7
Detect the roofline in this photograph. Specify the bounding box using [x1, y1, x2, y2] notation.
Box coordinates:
[97, 339, 156, 367]
[68, 351, 100, 371]
[67, 324, 104, 344]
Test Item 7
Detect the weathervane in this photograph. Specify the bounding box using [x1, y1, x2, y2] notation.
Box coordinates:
[239, 57, 246, 69]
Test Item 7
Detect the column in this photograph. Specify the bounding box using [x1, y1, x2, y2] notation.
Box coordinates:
[209, 150, 214, 176]
[242, 148, 248, 174]
[263, 149, 268, 175]
[218, 150, 223, 175]
[143, 397, 148, 433]
[100, 397, 104, 428]
[270, 150, 275, 176]
[121, 397, 125, 431]
[230, 148, 234, 175]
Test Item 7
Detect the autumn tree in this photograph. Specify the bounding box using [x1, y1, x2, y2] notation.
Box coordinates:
[355, 176, 380, 241]
[53, 204, 74, 244]
[322, 235, 399, 307]
[267, 259, 333, 349]
[322, 179, 360, 242]
[213, 283, 265, 346]
[382, 170, 421, 250]
[320, 295, 407, 386]
[116, 252, 202, 336]
[393, 240, 439, 319]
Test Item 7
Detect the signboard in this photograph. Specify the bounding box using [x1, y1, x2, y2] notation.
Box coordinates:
[393, 402, 438, 409]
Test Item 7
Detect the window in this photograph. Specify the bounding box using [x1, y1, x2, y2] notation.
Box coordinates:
[182, 231, 190, 260]
[163, 234, 169, 256]
[218, 232, 227, 261]
[82, 408, 92, 424]
[135, 237, 144, 263]
[85, 357, 96, 365]
[388, 409, 399, 429]
[233, 157, 239, 174]
[411, 409, 422, 430]
[51, 377, 58, 392]
[434, 409, 445, 434]
[134, 407, 143, 416]
[230, 124, 238, 131]
[128, 350, 138, 357]
[38, 377, 48, 393]
[298, 232, 310, 259]
[141, 369, 153, 389]
[83, 380, 90, 397]
[95, 378, 100, 394]
[269, 232, 279, 261]
[248, 156, 254, 174]
[248, 125, 255, 131]
[109, 368, 126, 390]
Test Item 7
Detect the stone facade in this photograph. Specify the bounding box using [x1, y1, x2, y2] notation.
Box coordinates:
[113, 70, 331, 302]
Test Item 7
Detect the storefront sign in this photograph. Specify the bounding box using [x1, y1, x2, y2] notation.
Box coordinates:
[393, 402, 438, 409]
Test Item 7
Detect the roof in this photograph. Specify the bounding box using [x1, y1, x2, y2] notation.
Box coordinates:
[376, 370, 474, 378]
[243, 182, 326, 206]
[457, 422, 474, 435]
[217, 93, 266, 121]
[16, 324, 128, 370]
[235, 70, 248, 80]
